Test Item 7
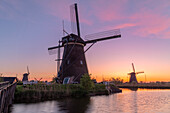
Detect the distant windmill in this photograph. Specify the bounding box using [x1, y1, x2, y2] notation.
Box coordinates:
[128, 63, 144, 83]
[34, 78, 42, 82]
[22, 66, 30, 82]
[48, 3, 121, 84]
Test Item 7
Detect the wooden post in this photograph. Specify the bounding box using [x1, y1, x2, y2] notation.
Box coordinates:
[0, 82, 17, 113]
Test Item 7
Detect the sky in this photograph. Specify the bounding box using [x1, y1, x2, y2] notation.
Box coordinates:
[0, 0, 170, 82]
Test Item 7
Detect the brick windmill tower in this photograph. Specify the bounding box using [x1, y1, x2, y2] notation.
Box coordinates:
[128, 63, 144, 83]
[48, 3, 121, 84]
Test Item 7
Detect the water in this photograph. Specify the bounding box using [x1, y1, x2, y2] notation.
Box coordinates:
[10, 88, 170, 113]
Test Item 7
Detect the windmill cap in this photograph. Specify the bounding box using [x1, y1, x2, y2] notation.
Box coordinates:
[62, 33, 86, 46]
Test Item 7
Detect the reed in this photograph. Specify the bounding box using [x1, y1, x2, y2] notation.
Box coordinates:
[14, 83, 109, 103]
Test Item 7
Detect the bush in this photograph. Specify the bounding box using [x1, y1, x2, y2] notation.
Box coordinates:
[94, 84, 106, 91]
[14, 85, 23, 97]
[80, 74, 94, 90]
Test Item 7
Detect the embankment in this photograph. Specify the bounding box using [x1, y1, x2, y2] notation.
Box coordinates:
[117, 83, 170, 89]
[14, 84, 119, 103]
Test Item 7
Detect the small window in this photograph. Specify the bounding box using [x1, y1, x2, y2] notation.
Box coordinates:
[67, 60, 70, 64]
[63, 77, 70, 84]
[80, 60, 83, 65]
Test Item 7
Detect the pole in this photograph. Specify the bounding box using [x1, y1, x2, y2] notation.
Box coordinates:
[57, 41, 61, 75]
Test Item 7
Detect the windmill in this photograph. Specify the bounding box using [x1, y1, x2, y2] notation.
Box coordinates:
[22, 66, 30, 82]
[128, 63, 144, 83]
[48, 3, 121, 84]
[34, 78, 42, 82]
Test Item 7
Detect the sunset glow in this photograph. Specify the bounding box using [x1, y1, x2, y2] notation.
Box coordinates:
[0, 0, 170, 82]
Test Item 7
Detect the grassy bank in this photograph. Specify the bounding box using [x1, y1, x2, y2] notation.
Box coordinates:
[117, 83, 170, 89]
[14, 84, 108, 103]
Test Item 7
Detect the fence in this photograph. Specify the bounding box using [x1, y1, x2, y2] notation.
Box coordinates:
[0, 82, 17, 113]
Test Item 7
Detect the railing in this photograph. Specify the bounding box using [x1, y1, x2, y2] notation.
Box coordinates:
[0, 82, 10, 90]
[0, 82, 17, 113]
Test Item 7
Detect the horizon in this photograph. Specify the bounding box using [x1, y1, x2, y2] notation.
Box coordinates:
[0, 0, 170, 82]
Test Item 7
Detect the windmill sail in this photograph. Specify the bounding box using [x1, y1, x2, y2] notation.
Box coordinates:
[85, 29, 121, 44]
[132, 63, 135, 73]
[27, 66, 30, 75]
[70, 3, 80, 36]
[136, 71, 144, 74]
[57, 42, 61, 74]
[48, 45, 63, 55]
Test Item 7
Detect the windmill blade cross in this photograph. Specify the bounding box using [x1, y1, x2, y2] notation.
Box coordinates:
[136, 71, 144, 74]
[27, 66, 30, 74]
[85, 29, 121, 44]
[48, 45, 63, 55]
[70, 3, 80, 36]
[57, 43, 61, 73]
[48, 45, 63, 50]
[39, 78, 42, 81]
[132, 63, 135, 73]
[34, 78, 38, 81]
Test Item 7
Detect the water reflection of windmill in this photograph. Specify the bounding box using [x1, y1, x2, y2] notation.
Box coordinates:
[48, 3, 121, 84]
[128, 63, 144, 83]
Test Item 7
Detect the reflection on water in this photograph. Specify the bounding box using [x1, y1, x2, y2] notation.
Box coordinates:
[57, 97, 90, 113]
[127, 87, 139, 91]
[10, 97, 90, 113]
[10, 89, 170, 113]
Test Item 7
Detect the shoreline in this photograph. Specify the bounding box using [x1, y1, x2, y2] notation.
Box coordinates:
[117, 83, 170, 89]
[14, 84, 122, 103]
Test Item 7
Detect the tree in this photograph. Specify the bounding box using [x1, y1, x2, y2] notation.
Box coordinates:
[110, 77, 123, 84]
[80, 74, 94, 90]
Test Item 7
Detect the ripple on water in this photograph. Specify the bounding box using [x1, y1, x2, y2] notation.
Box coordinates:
[10, 89, 170, 113]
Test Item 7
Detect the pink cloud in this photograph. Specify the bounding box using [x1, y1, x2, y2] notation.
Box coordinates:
[130, 9, 170, 39]
[115, 23, 137, 29]
[163, 31, 170, 39]
[87, 0, 170, 39]
[80, 18, 92, 25]
[125, 0, 170, 39]
[93, 23, 137, 34]
[90, 0, 128, 21]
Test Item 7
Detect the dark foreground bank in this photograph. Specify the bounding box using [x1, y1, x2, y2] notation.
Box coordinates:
[14, 83, 121, 103]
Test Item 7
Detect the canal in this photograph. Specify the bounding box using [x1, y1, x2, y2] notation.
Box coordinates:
[10, 88, 170, 113]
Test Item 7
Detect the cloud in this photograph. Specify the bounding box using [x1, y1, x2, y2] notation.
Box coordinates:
[130, 9, 170, 39]
[115, 23, 137, 29]
[86, 0, 170, 39]
[1, 0, 169, 39]
[90, 0, 128, 21]
[97, 0, 170, 39]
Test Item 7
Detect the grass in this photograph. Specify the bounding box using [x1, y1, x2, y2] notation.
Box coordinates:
[14, 83, 109, 103]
